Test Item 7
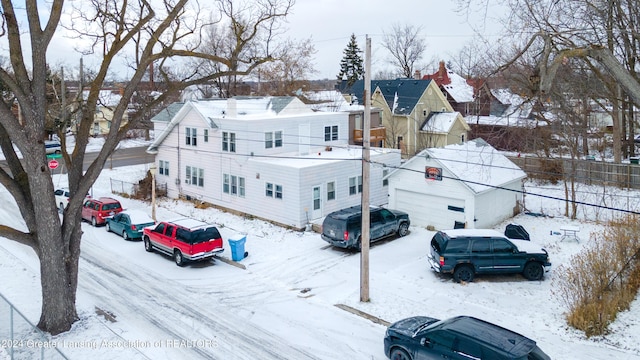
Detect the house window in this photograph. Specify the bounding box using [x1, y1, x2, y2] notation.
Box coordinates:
[327, 181, 335, 201]
[239, 177, 245, 197]
[423, 109, 427, 117]
[275, 131, 283, 147]
[460, 134, 465, 144]
[186, 166, 204, 187]
[159, 160, 169, 176]
[204, 129, 209, 142]
[265, 132, 273, 148]
[266, 183, 283, 199]
[223, 174, 245, 197]
[349, 176, 362, 195]
[223, 174, 230, 193]
[186, 127, 197, 146]
[448, 205, 465, 213]
[382, 169, 388, 186]
[265, 131, 283, 148]
[324, 125, 338, 141]
[223, 132, 236, 152]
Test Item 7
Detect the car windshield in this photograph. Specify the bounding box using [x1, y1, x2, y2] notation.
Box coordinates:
[175, 226, 221, 245]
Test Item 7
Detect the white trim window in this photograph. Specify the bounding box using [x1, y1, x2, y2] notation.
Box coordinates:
[324, 125, 338, 141]
[266, 182, 283, 199]
[382, 169, 388, 186]
[223, 174, 245, 197]
[204, 129, 209, 142]
[222, 132, 236, 152]
[159, 160, 169, 176]
[327, 181, 336, 201]
[186, 127, 197, 146]
[186, 166, 204, 187]
[265, 131, 283, 149]
[349, 175, 362, 195]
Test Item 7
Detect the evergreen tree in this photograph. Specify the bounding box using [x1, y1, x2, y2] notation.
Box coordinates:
[337, 34, 364, 87]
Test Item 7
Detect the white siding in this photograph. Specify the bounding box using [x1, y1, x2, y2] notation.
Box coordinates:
[151, 100, 402, 229]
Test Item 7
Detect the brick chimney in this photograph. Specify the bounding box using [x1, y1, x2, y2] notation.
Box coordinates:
[437, 61, 446, 80]
[414, 70, 422, 79]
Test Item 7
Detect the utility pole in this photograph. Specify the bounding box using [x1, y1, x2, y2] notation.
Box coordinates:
[360, 36, 371, 302]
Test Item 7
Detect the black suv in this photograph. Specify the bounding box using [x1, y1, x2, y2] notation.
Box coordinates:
[384, 315, 551, 360]
[427, 229, 551, 282]
[321, 206, 410, 250]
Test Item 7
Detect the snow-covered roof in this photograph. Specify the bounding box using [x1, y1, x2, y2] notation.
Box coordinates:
[401, 138, 526, 194]
[464, 115, 545, 128]
[304, 90, 362, 112]
[427, 139, 526, 193]
[442, 71, 474, 103]
[82, 89, 122, 107]
[421, 112, 462, 133]
[249, 146, 397, 169]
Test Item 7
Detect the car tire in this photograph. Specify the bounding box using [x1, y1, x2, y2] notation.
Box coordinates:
[397, 222, 409, 237]
[91, 217, 97, 227]
[143, 237, 153, 252]
[123, 231, 129, 241]
[390, 348, 412, 360]
[105, 223, 111, 233]
[523, 262, 544, 281]
[454, 265, 475, 283]
[174, 250, 185, 267]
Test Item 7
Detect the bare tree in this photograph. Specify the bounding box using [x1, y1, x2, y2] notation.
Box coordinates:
[381, 23, 427, 78]
[254, 37, 317, 96]
[0, 0, 293, 335]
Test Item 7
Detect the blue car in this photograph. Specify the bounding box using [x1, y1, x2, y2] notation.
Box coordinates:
[105, 209, 155, 240]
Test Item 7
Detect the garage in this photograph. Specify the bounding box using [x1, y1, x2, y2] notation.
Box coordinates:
[395, 189, 466, 230]
[386, 139, 527, 230]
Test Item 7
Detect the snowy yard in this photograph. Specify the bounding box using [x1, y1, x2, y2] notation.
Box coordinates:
[1, 159, 640, 359]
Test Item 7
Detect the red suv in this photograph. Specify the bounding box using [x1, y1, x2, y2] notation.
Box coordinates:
[82, 197, 123, 226]
[142, 218, 224, 266]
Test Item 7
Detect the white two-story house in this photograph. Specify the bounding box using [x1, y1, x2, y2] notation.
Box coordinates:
[147, 96, 401, 229]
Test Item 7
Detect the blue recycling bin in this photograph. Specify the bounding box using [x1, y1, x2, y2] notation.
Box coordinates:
[228, 235, 247, 261]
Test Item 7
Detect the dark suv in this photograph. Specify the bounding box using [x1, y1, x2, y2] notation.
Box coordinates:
[384, 315, 551, 360]
[427, 229, 551, 282]
[321, 206, 410, 250]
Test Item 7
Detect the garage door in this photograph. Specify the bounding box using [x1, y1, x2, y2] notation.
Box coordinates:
[395, 189, 466, 230]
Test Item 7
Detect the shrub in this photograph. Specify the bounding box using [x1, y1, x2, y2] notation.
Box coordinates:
[553, 216, 640, 337]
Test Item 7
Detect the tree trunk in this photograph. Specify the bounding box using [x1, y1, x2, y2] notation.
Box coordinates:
[37, 236, 79, 334]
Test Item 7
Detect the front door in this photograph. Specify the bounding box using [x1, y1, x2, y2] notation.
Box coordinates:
[311, 185, 322, 219]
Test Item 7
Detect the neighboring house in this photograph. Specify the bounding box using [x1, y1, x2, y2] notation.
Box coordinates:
[464, 88, 549, 152]
[344, 79, 470, 156]
[304, 90, 385, 147]
[81, 89, 127, 136]
[386, 138, 527, 230]
[147, 96, 401, 230]
[423, 61, 475, 115]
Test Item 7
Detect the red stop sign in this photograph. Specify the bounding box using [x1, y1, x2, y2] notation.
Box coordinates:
[48, 159, 59, 169]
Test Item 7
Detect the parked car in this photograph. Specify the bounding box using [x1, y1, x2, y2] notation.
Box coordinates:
[106, 210, 155, 240]
[427, 229, 551, 282]
[321, 205, 410, 250]
[142, 218, 224, 266]
[54, 187, 71, 211]
[81, 197, 123, 226]
[54, 187, 91, 211]
[45, 140, 61, 154]
[383, 315, 551, 360]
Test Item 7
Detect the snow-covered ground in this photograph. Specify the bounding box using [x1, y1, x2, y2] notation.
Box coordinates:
[1, 138, 640, 359]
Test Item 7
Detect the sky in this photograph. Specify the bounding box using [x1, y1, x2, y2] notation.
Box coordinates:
[1, 137, 640, 359]
[284, 0, 505, 79]
[35, 1, 505, 81]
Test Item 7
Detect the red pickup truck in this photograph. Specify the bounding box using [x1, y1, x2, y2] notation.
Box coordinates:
[142, 218, 224, 266]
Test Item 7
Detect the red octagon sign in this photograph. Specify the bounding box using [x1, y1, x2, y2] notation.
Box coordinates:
[48, 159, 59, 169]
